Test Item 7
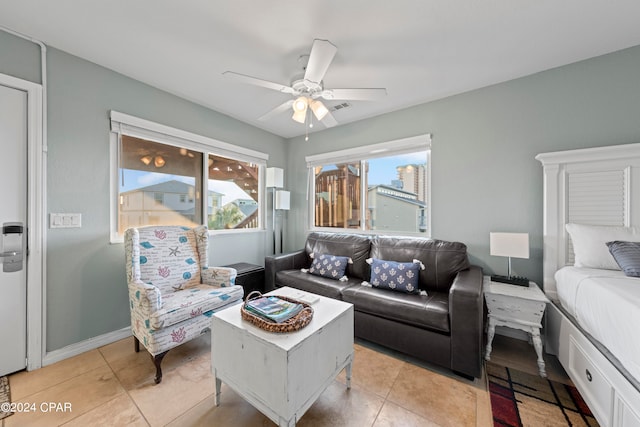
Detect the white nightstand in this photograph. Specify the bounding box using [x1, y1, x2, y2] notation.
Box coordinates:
[483, 276, 550, 377]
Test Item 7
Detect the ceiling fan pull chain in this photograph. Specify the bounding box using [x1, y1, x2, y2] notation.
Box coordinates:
[305, 108, 310, 141]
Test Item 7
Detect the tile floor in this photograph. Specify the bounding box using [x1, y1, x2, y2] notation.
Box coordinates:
[3, 333, 569, 427]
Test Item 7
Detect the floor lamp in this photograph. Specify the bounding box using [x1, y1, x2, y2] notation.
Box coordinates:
[275, 190, 290, 254]
[266, 167, 284, 254]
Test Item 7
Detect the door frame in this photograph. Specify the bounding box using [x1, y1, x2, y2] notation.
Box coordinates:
[0, 72, 45, 371]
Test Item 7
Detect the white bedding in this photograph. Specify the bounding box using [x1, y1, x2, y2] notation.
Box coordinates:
[555, 266, 640, 382]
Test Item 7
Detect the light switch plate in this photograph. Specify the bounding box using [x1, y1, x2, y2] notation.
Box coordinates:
[50, 213, 82, 228]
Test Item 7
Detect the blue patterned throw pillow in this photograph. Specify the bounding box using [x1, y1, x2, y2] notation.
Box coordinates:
[606, 241, 640, 277]
[308, 253, 351, 280]
[366, 258, 423, 294]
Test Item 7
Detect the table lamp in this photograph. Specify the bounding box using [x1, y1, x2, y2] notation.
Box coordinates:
[490, 232, 530, 286]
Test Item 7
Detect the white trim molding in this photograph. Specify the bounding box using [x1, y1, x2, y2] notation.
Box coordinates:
[43, 327, 131, 367]
[306, 134, 432, 236]
[305, 134, 431, 167]
[110, 111, 269, 164]
[0, 73, 45, 371]
[109, 111, 269, 243]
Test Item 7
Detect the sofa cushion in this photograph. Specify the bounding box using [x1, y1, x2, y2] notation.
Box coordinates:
[341, 285, 450, 333]
[367, 258, 422, 294]
[309, 253, 351, 280]
[305, 232, 371, 281]
[371, 236, 469, 294]
[275, 269, 358, 300]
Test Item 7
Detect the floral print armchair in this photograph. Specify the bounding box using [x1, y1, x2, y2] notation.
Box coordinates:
[125, 225, 243, 384]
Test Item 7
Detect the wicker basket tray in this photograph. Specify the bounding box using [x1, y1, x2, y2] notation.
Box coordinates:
[241, 291, 314, 333]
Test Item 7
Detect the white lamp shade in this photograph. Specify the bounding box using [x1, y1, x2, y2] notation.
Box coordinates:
[275, 190, 290, 210]
[292, 96, 308, 112]
[490, 232, 529, 259]
[291, 109, 306, 124]
[310, 99, 329, 120]
[266, 167, 284, 188]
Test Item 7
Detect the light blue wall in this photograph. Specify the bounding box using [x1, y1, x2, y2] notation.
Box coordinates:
[0, 30, 287, 352]
[284, 44, 640, 286]
[4, 24, 640, 351]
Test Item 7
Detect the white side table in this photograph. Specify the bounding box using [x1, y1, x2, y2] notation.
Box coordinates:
[483, 276, 550, 377]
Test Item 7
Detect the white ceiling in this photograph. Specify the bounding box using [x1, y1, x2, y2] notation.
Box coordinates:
[3, 1, 640, 139]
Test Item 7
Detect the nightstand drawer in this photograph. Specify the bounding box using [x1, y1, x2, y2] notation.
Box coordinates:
[569, 337, 613, 424]
[485, 295, 546, 324]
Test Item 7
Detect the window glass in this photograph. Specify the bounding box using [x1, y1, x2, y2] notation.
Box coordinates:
[365, 152, 428, 233]
[207, 154, 260, 230]
[118, 135, 203, 233]
[314, 162, 361, 228]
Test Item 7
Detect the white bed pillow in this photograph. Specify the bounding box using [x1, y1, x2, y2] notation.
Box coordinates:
[566, 223, 639, 270]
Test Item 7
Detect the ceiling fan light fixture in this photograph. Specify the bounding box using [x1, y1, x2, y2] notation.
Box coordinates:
[292, 96, 308, 113]
[292, 109, 307, 124]
[140, 155, 152, 166]
[310, 99, 329, 120]
[154, 156, 166, 168]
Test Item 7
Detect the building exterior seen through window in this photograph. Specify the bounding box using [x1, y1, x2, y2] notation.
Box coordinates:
[313, 151, 428, 233]
[118, 135, 260, 234]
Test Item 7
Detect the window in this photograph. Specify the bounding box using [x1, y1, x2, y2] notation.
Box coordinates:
[207, 154, 259, 230]
[307, 135, 431, 235]
[118, 135, 203, 231]
[110, 111, 268, 242]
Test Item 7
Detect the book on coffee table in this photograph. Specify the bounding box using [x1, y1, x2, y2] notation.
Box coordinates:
[245, 296, 303, 323]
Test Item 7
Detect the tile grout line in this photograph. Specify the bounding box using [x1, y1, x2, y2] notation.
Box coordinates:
[96, 344, 152, 427]
[377, 361, 435, 425]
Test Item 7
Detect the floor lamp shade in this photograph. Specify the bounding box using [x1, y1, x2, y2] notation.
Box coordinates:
[490, 232, 529, 259]
[275, 190, 290, 210]
[266, 167, 284, 188]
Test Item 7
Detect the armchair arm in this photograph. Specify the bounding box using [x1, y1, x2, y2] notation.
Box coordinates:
[128, 280, 162, 315]
[448, 265, 484, 378]
[202, 266, 238, 287]
[264, 249, 308, 292]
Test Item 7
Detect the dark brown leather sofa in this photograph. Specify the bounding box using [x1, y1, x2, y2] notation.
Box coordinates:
[265, 232, 484, 379]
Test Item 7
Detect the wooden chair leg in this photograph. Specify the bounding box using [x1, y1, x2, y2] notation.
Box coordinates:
[152, 351, 169, 384]
[134, 336, 140, 353]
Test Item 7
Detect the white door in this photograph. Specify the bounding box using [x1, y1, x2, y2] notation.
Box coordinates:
[0, 83, 28, 376]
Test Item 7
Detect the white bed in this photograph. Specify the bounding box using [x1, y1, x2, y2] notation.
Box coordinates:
[555, 266, 640, 383]
[537, 144, 640, 427]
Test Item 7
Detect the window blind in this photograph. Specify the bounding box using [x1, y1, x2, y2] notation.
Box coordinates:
[305, 134, 431, 167]
[110, 111, 268, 165]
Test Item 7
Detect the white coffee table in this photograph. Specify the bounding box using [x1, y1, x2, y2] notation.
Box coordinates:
[211, 286, 354, 427]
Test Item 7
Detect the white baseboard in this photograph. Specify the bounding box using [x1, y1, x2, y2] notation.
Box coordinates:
[42, 327, 132, 367]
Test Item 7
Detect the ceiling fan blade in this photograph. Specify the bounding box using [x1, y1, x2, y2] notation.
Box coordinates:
[223, 71, 295, 94]
[304, 39, 337, 84]
[320, 88, 387, 101]
[321, 110, 338, 128]
[258, 100, 294, 121]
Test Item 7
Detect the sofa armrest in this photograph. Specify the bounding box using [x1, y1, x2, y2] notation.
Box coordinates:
[202, 267, 238, 287]
[264, 249, 308, 292]
[128, 280, 162, 315]
[448, 265, 484, 378]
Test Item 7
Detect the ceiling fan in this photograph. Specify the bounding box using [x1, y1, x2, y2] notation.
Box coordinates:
[223, 39, 387, 130]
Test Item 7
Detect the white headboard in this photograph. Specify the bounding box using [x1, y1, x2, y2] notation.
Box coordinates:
[536, 143, 640, 300]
